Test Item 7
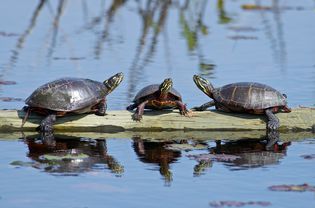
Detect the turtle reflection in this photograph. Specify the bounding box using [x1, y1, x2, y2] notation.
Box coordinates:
[189, 134, 291, 175]
[132, 137, 181, 185]
[22, 133, 124, 176]
[210, 138, 290, 171]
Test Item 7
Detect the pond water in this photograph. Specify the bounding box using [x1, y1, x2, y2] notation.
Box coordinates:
[0, 0, 314, 207]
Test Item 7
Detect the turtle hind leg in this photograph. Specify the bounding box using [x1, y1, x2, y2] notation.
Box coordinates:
[36, 114, 57, 132]
[95, 99, 107, 116]
[265, 108, 280, 130]
[191, 101, 215, 111]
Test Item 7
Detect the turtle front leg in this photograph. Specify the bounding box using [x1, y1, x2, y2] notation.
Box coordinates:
[95, 99, 107, 116]
[175, 101, 189, 116]
[265, 108, 280, 130]
[36, 114, 56, 132]
[191, 101, 215, 111]
[133, 100, 148, 121]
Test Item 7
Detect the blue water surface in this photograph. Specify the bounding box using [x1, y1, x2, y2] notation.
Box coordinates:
[0, 1, 314, 207]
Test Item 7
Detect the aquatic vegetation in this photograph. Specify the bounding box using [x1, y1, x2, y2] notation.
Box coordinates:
[188, 153, 241, 162]
[0, 80, 16, 85]
[0, 97, 23, 102]
[269, 183, 315, 192]
[209, 200, 271, 207]
[301, 154, 315, 160]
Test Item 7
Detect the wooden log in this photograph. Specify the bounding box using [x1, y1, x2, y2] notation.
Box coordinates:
[0, 131, 314, 142]
[0, 108, 314, 132]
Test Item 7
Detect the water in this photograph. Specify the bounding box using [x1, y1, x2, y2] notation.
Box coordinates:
[0, 1, 315, 207]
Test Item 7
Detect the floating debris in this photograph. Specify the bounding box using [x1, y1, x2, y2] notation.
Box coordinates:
[227, 26, 259, 32]
[241, 4, 272, 10]
[0, 80, 17, 85]
[269, 183, 315, 192]
[301, 154, 315, 160]
[40, 152, 89, 161]
[164, 143, 208, 151]
[10, 161, 34, 168]
[241, 4, 306, 11]
[228, 35, 258, 40]
[0, 97, 23, 102]
[53, 57, 85, 60]
[188, 153, 241, 162]
[209, 200, 271, 207]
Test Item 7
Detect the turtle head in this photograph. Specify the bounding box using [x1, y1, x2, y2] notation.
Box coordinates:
[193, 75, 214, 98]
[159, 78, 173, 94]
[103, 72, 124, 94]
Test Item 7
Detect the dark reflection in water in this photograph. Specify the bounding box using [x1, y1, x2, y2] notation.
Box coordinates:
[11, 131, 292, 181]
[132, 136, 181, 186]
[189, 132, 291, 175]
[15, 132, 124, 176]
[210, 138, 290, 171]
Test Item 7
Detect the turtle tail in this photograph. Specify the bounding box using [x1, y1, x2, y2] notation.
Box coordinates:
[21, 107, 31, 128]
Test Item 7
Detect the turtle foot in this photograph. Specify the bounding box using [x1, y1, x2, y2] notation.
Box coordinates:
[132, 113, 143, 122]
[37, 114, 56, 132]
[95, 110, 106, 116]
[36, 123, 54, 132]
[181, 109, 193, 117]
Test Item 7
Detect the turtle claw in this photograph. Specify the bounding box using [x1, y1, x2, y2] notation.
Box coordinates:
[181, 109, 193, 117]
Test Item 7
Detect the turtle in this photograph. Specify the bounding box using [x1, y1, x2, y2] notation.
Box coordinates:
[21, 72, 124, 132]
[126, 78, 189, 121]
[192, 75, 291, 130]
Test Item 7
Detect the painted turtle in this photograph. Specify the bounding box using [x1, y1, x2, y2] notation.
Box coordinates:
[127, 78, 189, 121]
[22, 72, 124, 132]
[192, 75, 291, 130]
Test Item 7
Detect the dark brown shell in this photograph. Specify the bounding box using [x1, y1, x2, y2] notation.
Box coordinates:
[213, 82, 287, 110]
[133, 84, 182, 102]
[25, 78, 107, 112]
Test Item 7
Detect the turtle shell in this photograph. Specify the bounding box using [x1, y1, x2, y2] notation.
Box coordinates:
[213, 82, 287, 110]
[25, 78, 107, 112]
[133, 84, 182, 102]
